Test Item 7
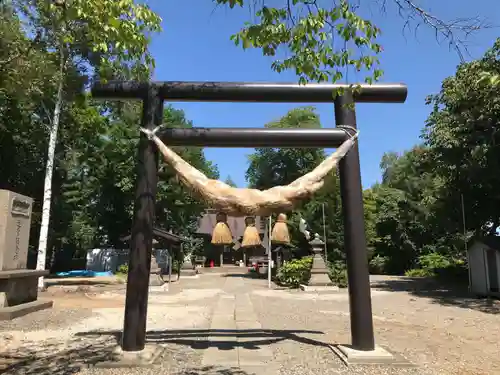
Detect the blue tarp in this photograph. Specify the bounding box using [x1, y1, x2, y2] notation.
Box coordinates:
[54, 270, 113, 277]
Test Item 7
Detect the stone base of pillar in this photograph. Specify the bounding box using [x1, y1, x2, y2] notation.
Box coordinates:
[330, 344, 413, 366]
[89, 344, 165, 368]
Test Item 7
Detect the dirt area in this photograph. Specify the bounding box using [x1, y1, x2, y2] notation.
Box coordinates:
[38, 281, 127, 308]
[43, 292, 124, 309]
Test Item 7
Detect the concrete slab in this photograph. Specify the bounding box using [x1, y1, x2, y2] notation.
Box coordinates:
[148, 284, 169, 293]
[211, 320, 236, 330]
[299, 284, 340, 292]
[202, 290, 276, 370]
[235, 313, 259, 322]
[45, 276, 123, 286]
[202, 346, 239, 367]
[86, 344, 165, 368]
[178, 274, 200, 279]
[235, 320, 262, 330]
[330, 344, 414, 366]
[238, 338, 274, 366]
[0, 299, 53, 320]
[179, 269, 197, 277]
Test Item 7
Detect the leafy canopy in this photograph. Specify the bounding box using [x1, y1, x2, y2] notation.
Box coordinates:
[217, 0, 383, 85]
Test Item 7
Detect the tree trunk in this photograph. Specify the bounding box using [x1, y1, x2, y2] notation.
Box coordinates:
[36, 45, 65, 290]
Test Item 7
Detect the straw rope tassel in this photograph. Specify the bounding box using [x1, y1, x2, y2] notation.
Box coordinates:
[242, 216, 261, 247]
[211, 212, 233, 245]
[271, 213, 290, 244]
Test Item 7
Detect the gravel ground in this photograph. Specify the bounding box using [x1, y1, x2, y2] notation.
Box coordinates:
[250, 283, 500, 375]
[1, 272, 499, 375]
[1, 279, 219, 375]
[0, 307, 93, 332]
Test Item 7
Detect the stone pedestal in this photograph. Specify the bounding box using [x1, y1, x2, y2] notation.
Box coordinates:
[0, 190, 52, 320]
[148, 255, 164, 286]
[179, 252, 196, 277]
[300, 234, 336, 292]
[308, 235, 332, 287]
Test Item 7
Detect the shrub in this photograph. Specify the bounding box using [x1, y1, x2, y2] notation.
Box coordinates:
[172, 260, 181, 274]
[434, 266, 468, 284]
[369, 255, 390, 274]
[117, 264, 129, 274]
[418, 253, 451, 271]
[328, 261, 348, 288]
[433, 258, 469, 284]
[404, 268, 433, 277]
[276, 256, 312, 287]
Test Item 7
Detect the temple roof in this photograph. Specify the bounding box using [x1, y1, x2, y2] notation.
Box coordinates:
[196, 209, 268, 238]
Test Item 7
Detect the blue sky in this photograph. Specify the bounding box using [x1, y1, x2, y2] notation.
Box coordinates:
[147, 0, 499, 188]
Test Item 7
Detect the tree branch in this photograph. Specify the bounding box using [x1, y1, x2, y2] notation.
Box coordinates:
[385, 0, 491, 62]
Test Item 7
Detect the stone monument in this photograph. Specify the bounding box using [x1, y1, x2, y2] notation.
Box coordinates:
[0, 189, 53, 320]
[300, 233, 337, 292]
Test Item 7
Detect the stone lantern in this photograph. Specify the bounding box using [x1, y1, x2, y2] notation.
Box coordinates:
[306, 233, 332, 287]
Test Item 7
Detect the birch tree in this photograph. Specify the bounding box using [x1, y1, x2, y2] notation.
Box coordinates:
[15, 0, 161, 289]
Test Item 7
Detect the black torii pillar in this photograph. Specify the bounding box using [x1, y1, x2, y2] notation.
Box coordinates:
[122, 84, 164, 351]
[335, 92, 375, 350]
[91, 80, 407, 353]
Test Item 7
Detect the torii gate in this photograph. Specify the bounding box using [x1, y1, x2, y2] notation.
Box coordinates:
[91, 80, 407, 362]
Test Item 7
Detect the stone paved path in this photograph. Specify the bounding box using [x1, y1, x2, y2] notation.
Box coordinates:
[182, 271, 415, 375]
[201, 277, 274, 369]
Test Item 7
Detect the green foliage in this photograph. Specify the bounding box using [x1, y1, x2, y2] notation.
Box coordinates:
[369, 255, 390, 274]
[245, 107, 344, 256]
[418, 253, 452, 271]
[245, 39, 500, 281]
[0, 5, 215, 266]
[246, 107, 325, 189]
[404, 268, 433, 278]
[218, 0, 383, 86]
[18, 0, 162, 80]
[433, 262, 469, 284]
[276, 256, 313, 287]
[1, 0, 495, 283]
[117, 264, 129, 274]
[184, 237, 204, 258]
[423, 38, 500, 238]
[328, 261, 348, 288]
[224, 175, 237, 187]
[404, 255, 467, 280]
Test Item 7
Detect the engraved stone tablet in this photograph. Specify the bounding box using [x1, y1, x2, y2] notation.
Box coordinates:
[0, 190, 33, 271]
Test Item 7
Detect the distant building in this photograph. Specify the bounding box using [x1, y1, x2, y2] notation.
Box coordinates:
[86, 227, 183, 273]
[467, 236, 500, 298]
[196, 209, 269, 266]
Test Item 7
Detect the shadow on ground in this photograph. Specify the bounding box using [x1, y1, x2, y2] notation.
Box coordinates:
[172, 366, 257, 374]
[222, 273, 264, 279]
[77, 328, 328, 350]
[371, 277, 500, 314]
[45, 279, 123, 287]
[0, 336, 116, 375]
[0, 337, 259, 375]
[2, 329, 324, 375]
